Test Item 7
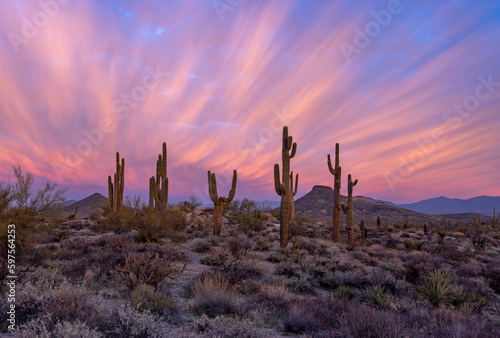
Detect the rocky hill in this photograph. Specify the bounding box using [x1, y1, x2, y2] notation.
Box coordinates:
[63, 193, 108, 219]
[295, 185, 446, 226]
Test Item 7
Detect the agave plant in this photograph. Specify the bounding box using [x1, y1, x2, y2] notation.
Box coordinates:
[418, 269, 455, 307]
[361, 284, 393, 308]
[335, 284, 354, 300]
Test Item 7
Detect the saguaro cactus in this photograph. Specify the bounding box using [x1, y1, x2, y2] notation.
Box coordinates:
[208, 170, 237, 235]
[149, 142, 168, 212]
[274, 126, 297, 248]
[327, 143, 342, 242]
[289, 171, 299, 227]
[341, 174, 358, 248]
[108, 152, 125, 212]
[360, 217, 365, 240]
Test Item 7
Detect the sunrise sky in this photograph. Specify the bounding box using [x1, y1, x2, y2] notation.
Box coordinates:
[0, 0, 499, 204]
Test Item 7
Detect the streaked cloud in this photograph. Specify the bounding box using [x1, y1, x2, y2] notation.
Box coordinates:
[0, 0, 499, 203]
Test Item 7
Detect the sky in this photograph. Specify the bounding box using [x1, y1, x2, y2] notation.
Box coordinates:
[0, 0, 499, 204]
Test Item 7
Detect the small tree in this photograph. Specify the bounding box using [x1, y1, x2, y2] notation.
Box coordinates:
[11, 164, 67, 220]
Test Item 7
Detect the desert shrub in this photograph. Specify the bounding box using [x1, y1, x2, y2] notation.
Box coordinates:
[336, 284, 355, 299]
[201, 246, 262, 284]
[360, 284, 393, 309]
[469, 231, 488, 250]
[405, 263, 422, 284]
[190, 272, 241, 317]
[423, 307, 498, 337]
[127, 207, 163, 242]
[337, 304, 409, 337]
[254, 235, 272, 251]
[290, 222, 313, 237]
[177, 195, 202, 212]
[418, 269, 455, 307]
[165, 208, 187, 231]
[15, 271, 92, 330]
[113, 251, 181, 290]
[111, 305, 170, 337]
[191, 315, 259, 338]
[19, 315, 102, 338]
[286, 273, 316, 295]
[221, 260, 263, 284]
[275, 260, 302, 278]
[404, 239, 424, 250]
[487, 269, 500, 294]
[201, 247, 239, 271]
[192, 238, 212, 253]
[231, 198, 267, 233]
[227, 234, 254, 257]
[130, 284, 175, 314]
[283, 299, 334, 333]
[266, 250, 287, 263]
[254, 283, 294, 312]
[437, 229, 447, 243]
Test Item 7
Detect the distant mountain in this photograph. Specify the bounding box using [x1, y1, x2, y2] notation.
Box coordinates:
[63, 193, 108, 219]
[365, 197, 397, 206]
[394, 196, 500, 216]
[295, 185, 444, 225]
[64, 199, 77, 206]
[436, 213, 492, 223]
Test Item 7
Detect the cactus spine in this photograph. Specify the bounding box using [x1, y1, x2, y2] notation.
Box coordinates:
[149, 142, 168, 212]
[289, 171, 299, 227]
[108, 152, 124, 212]
[274, 126, 297, 248]
[327, 143, 342, 242]
[208, 170, 237, 235]
[341, 174, 358, 248]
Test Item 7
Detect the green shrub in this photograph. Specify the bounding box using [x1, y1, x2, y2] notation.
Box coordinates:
[191, 273, 241, 317]
[418, 270, 455, 307]
[361, 285, 393, 308]
[131, 284, 175, 313]
[114, 251, 182, 290]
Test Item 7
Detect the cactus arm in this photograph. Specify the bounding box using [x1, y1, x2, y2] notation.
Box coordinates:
[208, 171, 218, 202]
[162, 177, 168, 206]
[120, 158, 125, 193]
[108, 175, 113, 209]
[353, 179, 358, 187]
[226, 170, 237, 203]
[274, 164, 282, 195]
[327, 154, 336, 175]
[341, 202, 347, 214]
[291, 172, 298, 196]
[149, 177, 155, 208]
[335, 143, 340, 166]
[289, 142, 297, 158]
[162, 142, 167, 177]
[287, 135, 293, 151]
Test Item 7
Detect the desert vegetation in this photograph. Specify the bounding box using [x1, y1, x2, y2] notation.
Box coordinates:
[1, 130, 500, 337]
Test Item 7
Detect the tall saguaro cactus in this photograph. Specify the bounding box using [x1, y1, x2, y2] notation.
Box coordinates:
[289, 171, 299, 227]
[341, 174, 358, 248]
[208, 170, 237, 235]
[327, 143, 342, 242]
[149, 142, 168, 212]
[108, 152, 125, 212]
[274, 126, 297, 248]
